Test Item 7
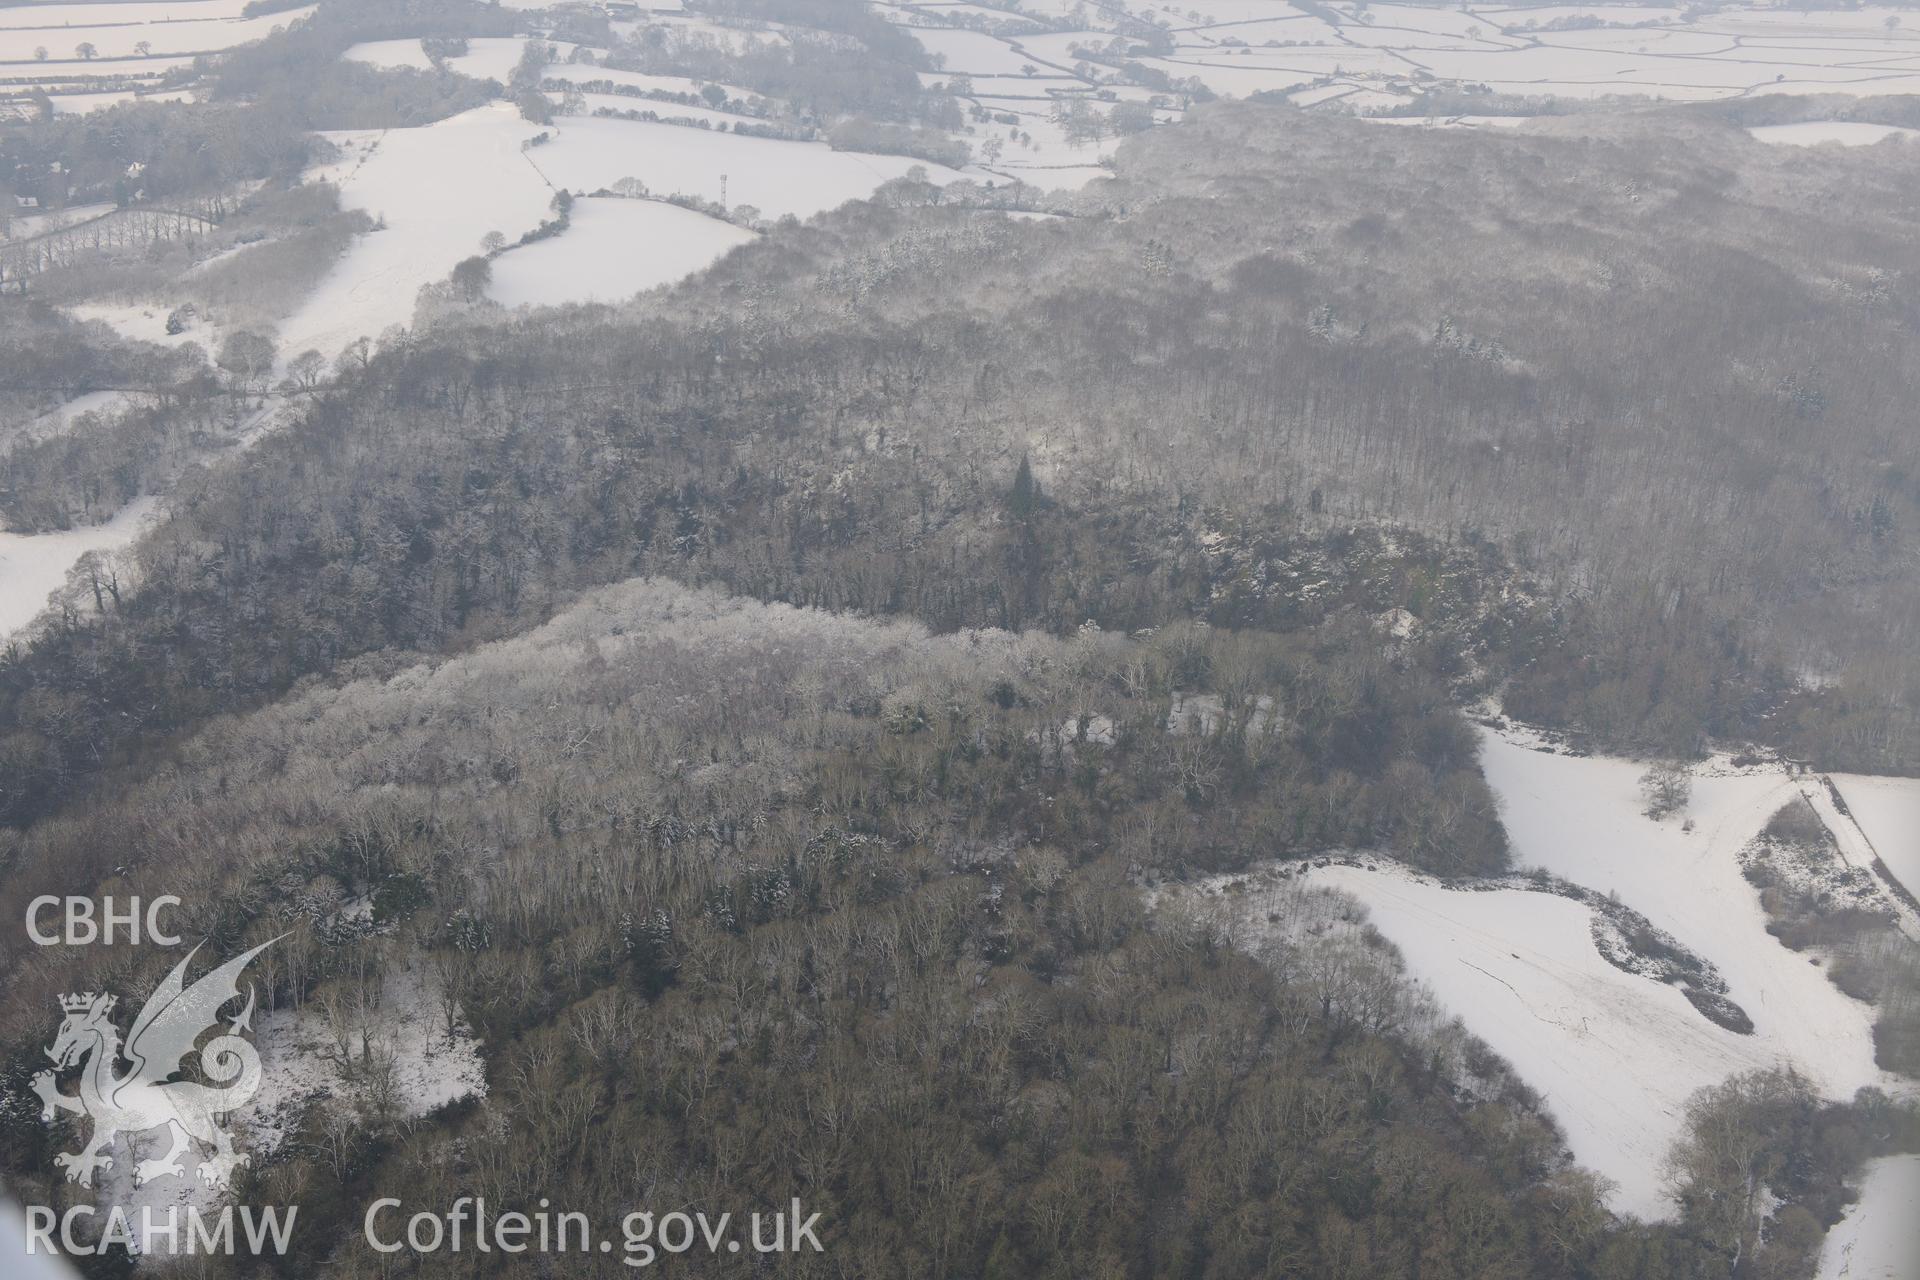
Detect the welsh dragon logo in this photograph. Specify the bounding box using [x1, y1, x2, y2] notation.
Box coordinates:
[32, 939, 279, 1190]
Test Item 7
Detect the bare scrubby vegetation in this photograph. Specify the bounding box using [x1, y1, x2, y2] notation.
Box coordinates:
[1739, 798, 1920, 1077]
[25, 182, 374, 334]
[1665, 1068, 1920, 1280]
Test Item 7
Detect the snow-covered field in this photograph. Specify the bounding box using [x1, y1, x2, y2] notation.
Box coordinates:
[345, 35, 580, 83]
[42, 0, 1920, 404]
[3, 389, 130, 449]
[1364, 112, 1533, 129]
[0, 53, 195, 95]
[1181, 729, 1915, 1221]
[1815, 1155, 1920, 1280]
[0, 3, 311, 76]
[67, 299, 226, 354]
[1477, 732, 1904, 1042]
[0, 0, 255, 29]
[540, 62, 749, 100]
[2, 203, 114, 241]
[0, 0, 300, 118]
[0, 497, 161, 640]
[856, 0, 1920, 184]
[1307, 862, 1813, 1219]
[910, 27, 1045, 76]
[558, 93, 763, 129]
[526, 117, 967, 219]
[868, 0, 1920, 123]
[301, 0, 1920, 335]
[1750, 121, 1920, 146]
[280, 103, 553, 360]
[1834, 773, 1920, 903]
[341, 37, 437, 73]
[277, 90, 971, 344]
[44, 87, 192, 115]
[489, 196, 754, 308]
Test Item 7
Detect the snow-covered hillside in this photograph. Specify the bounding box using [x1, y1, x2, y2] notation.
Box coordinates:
[258, 0, 1920, 352]
[1834, 773, 1920, 904]
[1475, 732, 1900, 1054]
[1751, 122, 1920, 147]
[524, 117, 968, 218]
[279, 104, 555, 362]
[488, 196, 754, 308]
[0, 498, 161, 641]
[1305, 863, 1817, 1219]
[0, 1, 312, 116]
[876, 0, 1920, 121]
[1815, 1154, 1920, 1280]
[1171, 727, 1917, 1221]
[276, 50, 980, 347]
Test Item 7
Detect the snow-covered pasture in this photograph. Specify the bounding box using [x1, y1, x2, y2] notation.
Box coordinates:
[0, 53, 194, 90]
[1171, 730, 1915, 1221]
[448, 35, 574, 83]
[1750, 121, 1920, 146]
[341, 37, 436, 73]
[346, 40, 762, 107]
[540, 62, 750, 99]
[525, 117, 968, 219]
[1467, 5, 1684, 26]
[45, 86, 192, 114]
[1137, 54, 1319, 96]
[0, 497, 161, 641]
[1833, 773, 1920, 903]
[644, 14, 789, 54]
[2, 389, 130, 450]
[279, 103, 553, 362]
[288, 1, 1920, 359]
[965, 103, 1135, 179]
[344, 35, 581, 82]
[908, 26, 1048, 75]
[0, 4, 312, 68]
[0, 0, 255, 30]
[67, 299, 225, 352]
[920, 70, 1078, 94]
[321, 0, 1920, 195]
[1477, 734, 1893, 1075]
[2, 203, 115, 240]
[488, 196, 754, 308]
[1814, 1154, 1920, 1280]
[273, 92, 969, 349]
[1306, 864, 1810, 1220]
[1364, 113, 1533, 129]
[554, 92, 764, 129]
[876, 0, 1920, 118]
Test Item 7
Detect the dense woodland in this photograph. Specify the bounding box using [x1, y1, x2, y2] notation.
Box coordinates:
[5, 104, 1919, 812]
[2, 14, 1920, 1278]
[4, 581, 1911, 1279]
